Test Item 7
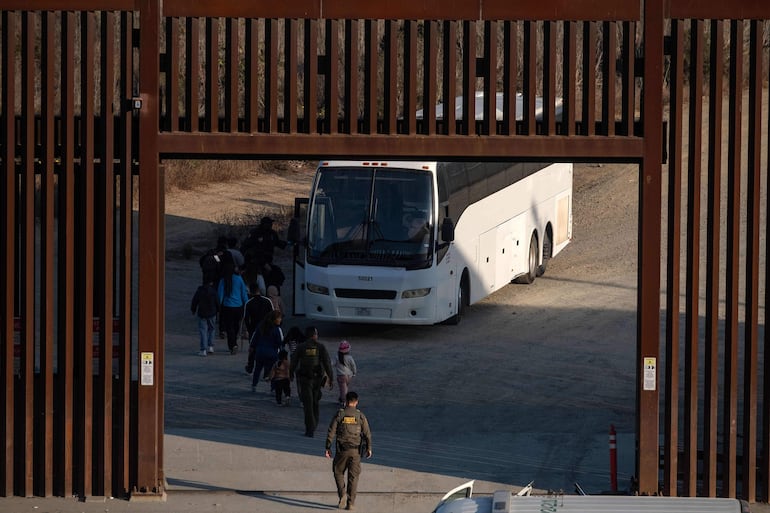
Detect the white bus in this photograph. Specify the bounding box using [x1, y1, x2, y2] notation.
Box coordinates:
[289, 157, 572, 325]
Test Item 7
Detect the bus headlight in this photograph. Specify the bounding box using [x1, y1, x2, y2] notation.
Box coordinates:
[401, 288, 431, 299]
[306, 282, 329, 295]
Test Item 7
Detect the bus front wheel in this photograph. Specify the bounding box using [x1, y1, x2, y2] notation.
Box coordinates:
[516, 234, 538, 284]
[446, 272, 468, 325]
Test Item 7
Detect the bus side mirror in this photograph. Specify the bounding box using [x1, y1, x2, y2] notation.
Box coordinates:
[441, 217, 455, 242]
[287, 217, 300, 243]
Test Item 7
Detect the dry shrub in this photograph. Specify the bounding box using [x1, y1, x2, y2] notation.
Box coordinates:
[164, 160, 257, 191]
[215, 203, 293, 240]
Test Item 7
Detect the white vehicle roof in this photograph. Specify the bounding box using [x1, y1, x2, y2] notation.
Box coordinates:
[416, 91, 563, 121]
[317, 160, 436, 170]
[435, 495, 747, 513]
[433, 482, 748, 513]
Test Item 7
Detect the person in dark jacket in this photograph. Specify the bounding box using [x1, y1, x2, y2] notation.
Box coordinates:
[290, 326, 333, 437]
[243, 282, 274, 374]
[250, 310, 284, 392]
[190, 278, 219, 356]
[242, 216, 287, 268]
[325, 391, 372, 511]
[241, 216, 288, 290]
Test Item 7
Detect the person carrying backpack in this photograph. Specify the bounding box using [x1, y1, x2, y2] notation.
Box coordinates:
[190, 278, 219, 356]
[325, 391, 372, 511]
[290, 326, 333, 437]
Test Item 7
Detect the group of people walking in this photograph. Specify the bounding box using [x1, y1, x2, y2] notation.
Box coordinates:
[189, 219, 370, 511]
[192, 216, 287, 355]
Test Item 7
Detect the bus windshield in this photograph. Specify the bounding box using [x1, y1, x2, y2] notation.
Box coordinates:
[307, 166, 434, 268]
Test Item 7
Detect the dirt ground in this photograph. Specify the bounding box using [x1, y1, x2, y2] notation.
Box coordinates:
[162, 159, 645, 494]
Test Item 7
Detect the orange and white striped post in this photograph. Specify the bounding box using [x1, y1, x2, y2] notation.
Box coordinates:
[609, 424, 618, 492]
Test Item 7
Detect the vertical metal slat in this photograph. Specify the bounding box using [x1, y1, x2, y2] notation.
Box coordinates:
[562, 21, 576, 136]
[663, 18, 683, 498]
[244, 19, 258, 133]
[184, 18, 199, 132]
[763, 24, 770, 500]
[164, 17, 179, 131]
[502, 21, 517, 136]
[482, 21, 497, 136]
[205, 17, 219, 132]
[582, 21, 597, 136]
[285, 18, 298, 133]
[21, 10, 36, 497]
[224, 18, 238, 131]
[683, 18, 703, 498]
[621, 21, 635, 136]
[742, 19, 762, 503]
[265, 18, 278, 133]
[542, 21, 556, 135]
[116, 10, 134, 496]
[422, 20, 437, 136]
[442, 21, 457, 135]
[303, 18, 317, 134]
[58, 10, 76, 498]
[703, 19, 724, 498]
[384, 20, 398, 134]
[522, 21, 536, 135]
[462, 21, 477, 135]
[0, 9, 16, 498]
[344, 20, 360, 134]
[40, 10, 56, 498]
[78, 11, 96, 498]
[97, 11, 116, 498]
[601, 21, 616, 136]
[363, 20, 377, 135]
[326, 19, 339, 134]
[722, 19, 743, 499]
[403, 20, 417, 136]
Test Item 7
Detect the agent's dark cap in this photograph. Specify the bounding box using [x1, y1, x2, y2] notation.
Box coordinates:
[260, 216, 274, 225]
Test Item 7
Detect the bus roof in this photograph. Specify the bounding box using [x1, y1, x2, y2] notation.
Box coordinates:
[416, 91, 563, 121]
[317, 160, 437, 171]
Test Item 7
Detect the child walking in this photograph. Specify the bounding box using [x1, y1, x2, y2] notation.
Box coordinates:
[267, 349, 292, 406]
[335, 340, 357, 408]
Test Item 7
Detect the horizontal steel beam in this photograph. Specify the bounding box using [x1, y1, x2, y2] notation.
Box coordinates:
[158, 133, 644, 161]
[2, 0, 135, 11]
[163, 0, 640, 21]
[669, 0, 770, 20]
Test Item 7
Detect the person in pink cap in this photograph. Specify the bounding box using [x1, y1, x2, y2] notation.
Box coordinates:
[335, 340, 357, 408]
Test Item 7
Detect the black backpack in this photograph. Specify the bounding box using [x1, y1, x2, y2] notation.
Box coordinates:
[200, 249, 221, 276]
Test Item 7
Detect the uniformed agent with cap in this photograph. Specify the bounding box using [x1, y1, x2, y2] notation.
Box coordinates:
[325, 391, 372, 511]
[290, 326, 333, 437]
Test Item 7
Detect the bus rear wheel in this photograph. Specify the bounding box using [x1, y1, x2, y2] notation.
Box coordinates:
[537, 229, 552, 277]
[515, 234, 538, 284]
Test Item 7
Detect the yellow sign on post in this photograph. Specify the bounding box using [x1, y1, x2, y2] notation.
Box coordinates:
[141, 352, 154, 386]
[643, 357, 656, 391]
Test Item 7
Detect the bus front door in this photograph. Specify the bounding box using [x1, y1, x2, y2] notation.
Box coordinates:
[291, 198, 309, 316]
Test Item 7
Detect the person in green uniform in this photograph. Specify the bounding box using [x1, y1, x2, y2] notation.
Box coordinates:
[325, 391, 372, 511]
[290, 326, 333, 437]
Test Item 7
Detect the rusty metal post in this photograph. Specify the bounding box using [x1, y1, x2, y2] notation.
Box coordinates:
[743, 20, 762, 503]
[135, 0, 165, 498]
[683, 19, 703, 497]
[637, 0, 664, 496]
[663, 18, 683, 497]
[0, 10, 16, 498]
